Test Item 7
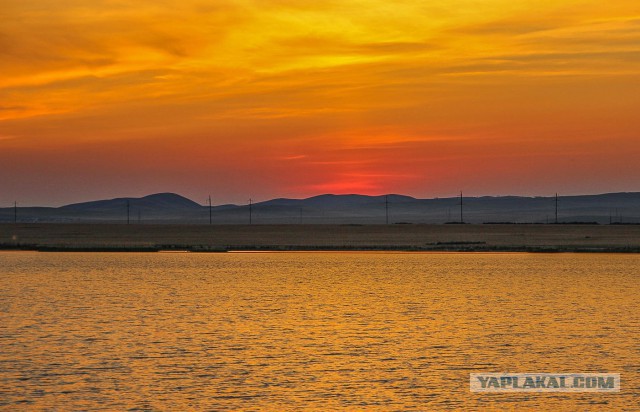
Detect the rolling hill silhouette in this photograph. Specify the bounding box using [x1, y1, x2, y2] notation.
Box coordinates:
[60, 193, 202, 213]
[1, 192, 639, 224]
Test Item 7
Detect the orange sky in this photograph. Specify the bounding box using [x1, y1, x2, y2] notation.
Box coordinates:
[1, 0, 639, 205]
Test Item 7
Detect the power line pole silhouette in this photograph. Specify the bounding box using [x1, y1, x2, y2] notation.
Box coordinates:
[555, 193, 558, 224]
[126, 200, 130, 225]
[249, 198, 252, 224]
[208, 195, 212, 225]
[14, 201, 17, 224]
[459, 191, 464, 223]
[385, 195, 389, 224]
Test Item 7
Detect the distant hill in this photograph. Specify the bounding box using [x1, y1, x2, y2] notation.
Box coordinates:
[1, 192, 639, 224]
[60, 193, 202, 212]
[261, 194, 414, 207]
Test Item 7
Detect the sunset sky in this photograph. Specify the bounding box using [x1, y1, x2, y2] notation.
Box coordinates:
[2, 0, 639, 205]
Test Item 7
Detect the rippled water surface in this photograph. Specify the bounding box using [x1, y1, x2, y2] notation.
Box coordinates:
[1, 252, 638, 410]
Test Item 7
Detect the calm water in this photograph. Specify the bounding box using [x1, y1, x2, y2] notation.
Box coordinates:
[0, 252, 638, 411]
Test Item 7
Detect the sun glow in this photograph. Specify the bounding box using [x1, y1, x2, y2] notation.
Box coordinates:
[1, 0, 639, 204]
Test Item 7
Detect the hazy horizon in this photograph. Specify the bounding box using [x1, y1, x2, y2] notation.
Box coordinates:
[4, 189, 640, 209]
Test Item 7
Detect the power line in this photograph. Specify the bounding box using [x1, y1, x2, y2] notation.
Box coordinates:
[385, 195, 389, 224]
[208, 195, 212, 225]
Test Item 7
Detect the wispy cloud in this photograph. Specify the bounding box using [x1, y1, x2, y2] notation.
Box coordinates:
[1, 0, 639, 202]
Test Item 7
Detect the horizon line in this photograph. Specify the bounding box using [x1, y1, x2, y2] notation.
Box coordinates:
[5, 190, 640, 209]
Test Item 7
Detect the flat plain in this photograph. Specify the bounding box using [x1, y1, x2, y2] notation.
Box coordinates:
[1, 223, 640, 252]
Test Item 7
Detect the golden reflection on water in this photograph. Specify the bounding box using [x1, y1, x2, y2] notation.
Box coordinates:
[0, 252, 638, 410]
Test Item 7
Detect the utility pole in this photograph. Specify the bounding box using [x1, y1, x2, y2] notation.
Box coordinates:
[208, 195, 212, 225]
[126, 200, 130, 225]
[385, 195, 389, 224]
[14, 201, 17, 224]
[249, 198, 252, 224]
[138, 210, 141, 224]
[555, 193, 558, 224]
[299, 207, 303, 225]
[459, 191, 464, 224]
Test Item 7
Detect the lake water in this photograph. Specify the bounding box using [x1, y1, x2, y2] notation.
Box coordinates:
[1, 252, 638, 410]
